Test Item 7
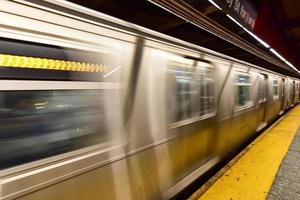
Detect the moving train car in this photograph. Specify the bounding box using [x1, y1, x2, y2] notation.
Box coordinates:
[0, 1, 299, 200]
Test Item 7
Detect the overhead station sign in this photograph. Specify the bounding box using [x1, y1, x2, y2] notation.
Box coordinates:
[214, 0, 257, 30]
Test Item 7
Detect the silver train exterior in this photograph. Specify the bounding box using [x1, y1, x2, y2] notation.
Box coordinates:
[0, 1, 299, 200]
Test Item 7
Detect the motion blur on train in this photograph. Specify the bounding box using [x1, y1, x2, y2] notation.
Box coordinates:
[0, 1, 299, 200]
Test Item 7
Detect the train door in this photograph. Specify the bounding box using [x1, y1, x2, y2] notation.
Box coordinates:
[164, 54, 217, 191]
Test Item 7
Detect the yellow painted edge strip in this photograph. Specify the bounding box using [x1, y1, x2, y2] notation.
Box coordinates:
[189, 111, 290, 200]
[0, 54, 110, 73]
[194, 105, 300, 200]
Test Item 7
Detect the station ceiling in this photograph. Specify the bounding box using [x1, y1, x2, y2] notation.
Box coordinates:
[68, 0, 300, 77]
[272, 0, 300, 66]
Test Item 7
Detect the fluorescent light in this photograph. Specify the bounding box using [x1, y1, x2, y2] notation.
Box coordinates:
[148, 0, 188, 22]
[226, 14, 270, 48]
[226, 15, 299, 73]
[285, 61, 300, 73]
[270, 48, 286, 62]
[226, 14, 243, 28]
[242, 28, 270, 48]
[285, 61, 294, 68]
[208, 0, 222, 10]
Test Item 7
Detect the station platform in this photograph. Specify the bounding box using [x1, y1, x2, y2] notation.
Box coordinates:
[189, 105, 300, 200]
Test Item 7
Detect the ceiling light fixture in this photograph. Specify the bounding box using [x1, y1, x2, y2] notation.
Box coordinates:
[208, 0, 222, 10]
[270, 48, 286, 62]
[226, 14, 270, 48]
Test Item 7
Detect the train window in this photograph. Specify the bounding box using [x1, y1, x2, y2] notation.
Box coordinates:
[0, 89, 120, 170]
[0, 39, 128, 169]
[167, 66, 194, 122]
[258, 75, 267, 103]
[287, 82, 291, 101]
[167, 60, 215, 124]
[198, 64, 215, 115]
[273, 79, 279, 100]
[235, 73, 251, 107]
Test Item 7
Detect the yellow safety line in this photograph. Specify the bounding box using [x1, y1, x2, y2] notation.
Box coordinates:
[198, 105, 300, 200]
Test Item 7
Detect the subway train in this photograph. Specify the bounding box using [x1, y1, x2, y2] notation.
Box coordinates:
[0, 1, 299, 200]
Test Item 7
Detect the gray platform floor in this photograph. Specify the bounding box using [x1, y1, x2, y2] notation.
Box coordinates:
[267, 127, 300, 200]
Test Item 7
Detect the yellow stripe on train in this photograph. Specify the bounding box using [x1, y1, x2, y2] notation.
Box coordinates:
[0, 54, 110, 72]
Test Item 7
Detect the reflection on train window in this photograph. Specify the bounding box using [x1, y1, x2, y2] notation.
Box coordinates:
[291, 82, 294, 98]
[167, 61, 215, 124]
[287, 82, 291, 101]
[291, 81, 296, 101]
[235, 74, 251, 107]
[198, 64, 215, 115]
[0, 90, 119, 169]
[296, 82, 299, 93]
[169, 68, 193, 122]
[273, 79, 279, 100]
[258, 75, 267, 103]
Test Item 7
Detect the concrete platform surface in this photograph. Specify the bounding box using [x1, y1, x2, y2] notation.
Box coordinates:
[267, 127, 300, 200]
